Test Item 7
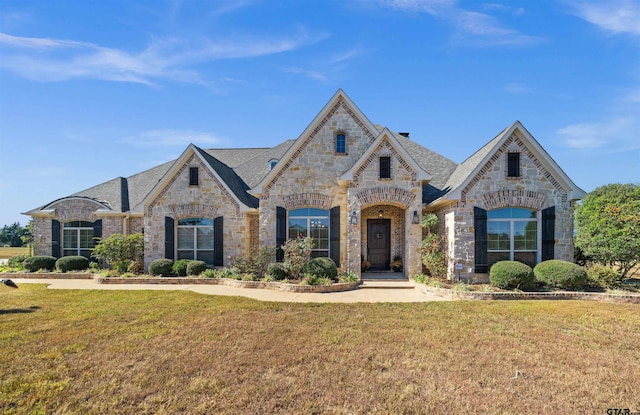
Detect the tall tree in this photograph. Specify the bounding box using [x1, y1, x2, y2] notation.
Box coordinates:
[0, 222, 30, 247]
[575, 183, 640, 278]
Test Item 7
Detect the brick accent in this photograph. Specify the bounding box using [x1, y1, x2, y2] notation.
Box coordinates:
[170, 203, 218, 219]
[354, 187, 415, 208]
[283, 193, 333, 210]
[352, 139, 417, 183]
[480, 190, 546, 210]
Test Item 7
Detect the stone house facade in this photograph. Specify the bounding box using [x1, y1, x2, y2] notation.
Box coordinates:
[26, 89, 585, 280]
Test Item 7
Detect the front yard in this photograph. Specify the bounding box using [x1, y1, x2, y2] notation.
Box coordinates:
[2, 285, 639, 414]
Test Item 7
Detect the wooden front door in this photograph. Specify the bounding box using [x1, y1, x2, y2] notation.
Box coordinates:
[367, 219, 390, 270]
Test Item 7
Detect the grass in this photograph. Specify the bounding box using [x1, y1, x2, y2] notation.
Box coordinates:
[2, 285, 640, 414]
[0, 247, 29, 259]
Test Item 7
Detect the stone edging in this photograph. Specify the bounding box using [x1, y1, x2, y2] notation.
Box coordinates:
[94, 276, 362, 293]
[415, 283, 640, 303]
[1, 272, 94, 279]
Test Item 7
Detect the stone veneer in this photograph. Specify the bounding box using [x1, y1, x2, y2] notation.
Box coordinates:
[437, 133, 576, 281]
[144, 154, 249, 268]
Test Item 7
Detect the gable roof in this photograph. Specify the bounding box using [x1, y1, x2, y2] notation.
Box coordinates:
[339, 127, 432, 185]
[251, 88, 380, 196]
[431, 121, 586, 205]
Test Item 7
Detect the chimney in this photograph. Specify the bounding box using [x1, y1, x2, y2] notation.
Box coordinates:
[399, 132, 410, 138]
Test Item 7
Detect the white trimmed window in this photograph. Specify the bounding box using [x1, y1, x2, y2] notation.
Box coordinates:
[177, 218, 214, 264]
[63, 221, 94, 258]
[487, 208, 538, 268]
[336, 133, 346, 154]
[287, 208, 329, 257]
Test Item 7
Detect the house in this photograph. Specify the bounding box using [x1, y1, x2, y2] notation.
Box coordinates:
[25, 89, 585, 280]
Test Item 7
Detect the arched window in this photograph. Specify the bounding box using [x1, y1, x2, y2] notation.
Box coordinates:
[63, 221, 94, 258]
[335, 133, 346, 154]
[177, 218, 214, 264]
[268, 159, 278, 170]
[487, 208, 538, 268]
[288, 208, 329, 257]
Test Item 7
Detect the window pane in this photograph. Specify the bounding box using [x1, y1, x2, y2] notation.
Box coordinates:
[488, 252, 510, 268]
[514, 221, 537, 250]
[380, 157, 391, 179]
[177, 250, 195, 260]
[514, 252, 537, 268]
[79, 249, 92, 259]
[63, 229, 78, 249]
[177, 228, 194, 249]
[336, 134, 346, 153]
[197, 250, 214, 265]
[488, 208, 536, 219]
[79, 229, 94, 248]
[512, 208, 536, 219]
[197, 227, 214, 250]
[308, 208, 328, 217]
[488, 222, 510, 250]
[288, 218, 307, 239]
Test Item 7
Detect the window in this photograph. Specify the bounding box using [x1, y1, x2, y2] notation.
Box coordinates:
[288, 208, 329, 257]
[63, 221, 94, 258]
[507, 153, 520, 177]
[336, 133, 346, 154]
[487, 208, 538, 268]
[177, 218, 214, 264]
[379, 156, 391, 179]
[268, 159, 278, 170]
[189, 167, 199, 186]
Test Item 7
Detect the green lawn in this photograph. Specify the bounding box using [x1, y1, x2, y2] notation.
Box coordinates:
[0, 247, 29, 259]
[2, 285, 639, 414]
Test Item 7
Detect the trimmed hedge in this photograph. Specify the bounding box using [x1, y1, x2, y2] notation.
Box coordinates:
[55, 256, 90, 273]
[586, 264, 624, 289]
[305, 257, 338, 280]
[149, 259, 174, 276]
[172, 259, 192, 277]
[489, 261, 535, 290]
[186, 260, 207, 276]
[267, 263, 287, 280]
[23, 256, 57, 272]
[534, 260, 587, 290]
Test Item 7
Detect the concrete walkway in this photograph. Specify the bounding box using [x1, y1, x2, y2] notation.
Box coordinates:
[10, 278, 453, 303]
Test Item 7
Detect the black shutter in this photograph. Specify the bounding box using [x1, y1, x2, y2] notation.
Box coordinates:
[474, 207, 488, 273]
[164, 216, 174, 260]
[330, 206, 340, 267]
[51, 219, 61, 258]
[276, 206, 286, 262]
[542, 206, 555, 261]
[93, 219, 102, 247]
[214, 216, 224, 266]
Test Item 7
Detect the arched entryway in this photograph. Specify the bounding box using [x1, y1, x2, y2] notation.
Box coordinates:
[361, 205, 405, 273]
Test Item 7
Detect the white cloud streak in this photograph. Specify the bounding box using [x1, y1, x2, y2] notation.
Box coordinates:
[127, 129, 225, 147]
[570, 0, 640, 35]
[557, 117, 639, 150]
[0, 29, 326, 86]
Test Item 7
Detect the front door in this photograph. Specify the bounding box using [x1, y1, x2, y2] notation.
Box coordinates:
[367, 219, 390, 270]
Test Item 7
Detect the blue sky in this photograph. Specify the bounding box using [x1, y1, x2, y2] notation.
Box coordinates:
[1, 0, 639, 227]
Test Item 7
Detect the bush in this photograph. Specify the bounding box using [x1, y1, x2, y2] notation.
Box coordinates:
[23, 256, 57, 272]
[489, 261, 535, 290]
[8, 254, 30, 269]
[172, 259, 192, 276]
[301, 274, 333, 286]
[534, 260, 587, 290]
[305, 257, 338, 280]
[338, 271, 359, 283]
[186, 260, 208, 276]
[55, 256, 90, 272]
[201, 269, 218, 278]
[92, 233, 144, 273]
[586, 264, 624, 289]
[267, 263, 288, 280]
[233, 246, 276, 278]
[149, 259, 174, 276]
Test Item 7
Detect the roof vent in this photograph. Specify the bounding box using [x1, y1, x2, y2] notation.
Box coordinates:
[399, 132, 410, 138]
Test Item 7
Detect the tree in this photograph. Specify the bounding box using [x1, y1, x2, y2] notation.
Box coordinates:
[420, 213, 447, 278]
[0, 222, 30, 247]
[575, 183, 640, 278]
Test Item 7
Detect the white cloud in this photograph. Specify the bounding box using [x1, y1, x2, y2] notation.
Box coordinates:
[282, 67, 328, 82]
[128, 129, 226, 147]
[557, 117, 638, 150]
[375, 0, 456, 14]
[0, 29, 326, 85]
[570, 0, 640, 35]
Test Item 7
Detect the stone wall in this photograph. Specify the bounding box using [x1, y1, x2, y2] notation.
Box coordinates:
[144, 154, 247, 269]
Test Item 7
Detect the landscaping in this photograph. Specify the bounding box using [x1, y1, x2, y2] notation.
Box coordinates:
[2, 285, 639, 414]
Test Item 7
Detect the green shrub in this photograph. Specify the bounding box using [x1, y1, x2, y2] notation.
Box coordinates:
[305, 257, 338, 280]
[338, 271, 358, 283]
[149, 259, 174, 276]
[201, 269, 218, 278]
[267, 263, 288, 280]
[489, 261, 535, 290]
[23, 256, 57, 272]
[55, 256, 90, 272]
[301, 274, 333, 286]
[586, 264, 624, 289]
[186, 260, 208, 276]
[8, 254, 30, 269]
[534, 260, 587, 290]
[233, 246, 276, 277]
[172, 259, 192, 276]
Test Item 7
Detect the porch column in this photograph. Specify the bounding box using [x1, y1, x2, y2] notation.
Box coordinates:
[405, 203, 423, 279]
[346, 190, 361, 278]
